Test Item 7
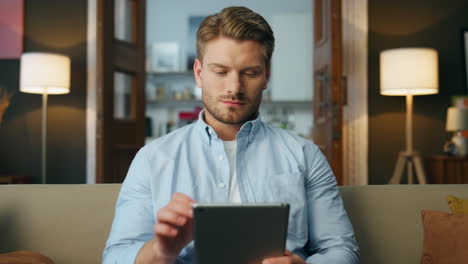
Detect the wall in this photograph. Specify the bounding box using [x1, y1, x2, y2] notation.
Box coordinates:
[368, 0, 468, 184]
[0, 0, 87, 183]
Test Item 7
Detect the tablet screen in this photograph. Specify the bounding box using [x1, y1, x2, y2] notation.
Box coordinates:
[193, 203, 289, 264]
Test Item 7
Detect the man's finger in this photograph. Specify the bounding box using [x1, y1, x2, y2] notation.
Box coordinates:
[172, 192, 196, 204]
[262, 256, 291, 264]
[157, 208, 188, 227]
[169, 194, 195, 216]
[165, 199, 194, 218]
[154, 222, 179, 238]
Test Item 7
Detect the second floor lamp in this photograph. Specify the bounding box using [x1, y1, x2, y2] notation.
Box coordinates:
[380, 48, 439, 184]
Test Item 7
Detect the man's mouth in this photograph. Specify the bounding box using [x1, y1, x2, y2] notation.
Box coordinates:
[221, 100, 246, 106]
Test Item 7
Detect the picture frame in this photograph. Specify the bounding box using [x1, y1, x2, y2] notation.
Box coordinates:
[0, 0, 24, 59]
[150, 42, 179, 72]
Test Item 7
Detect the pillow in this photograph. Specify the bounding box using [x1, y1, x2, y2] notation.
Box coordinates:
[446, 195, 468, 215]
[420, 210, 468, 263]
[0, 251, 54, 264]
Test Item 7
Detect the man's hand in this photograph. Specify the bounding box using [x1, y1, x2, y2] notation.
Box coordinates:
[262, 250, 307, 264]
[136, 193, 195, 264]
[154, 193, 195, 259]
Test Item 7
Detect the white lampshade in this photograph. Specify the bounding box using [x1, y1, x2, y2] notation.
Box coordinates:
[20, 52, 71, 95]
[380, 48, 438, 96]
[446, 107, 468, 131]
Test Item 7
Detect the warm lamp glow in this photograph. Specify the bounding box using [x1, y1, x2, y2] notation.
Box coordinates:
[380, 48, 438, 96]
[20, 52, 71, 95]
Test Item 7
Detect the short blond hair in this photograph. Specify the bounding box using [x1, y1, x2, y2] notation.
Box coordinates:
[196, 6, 275, 66]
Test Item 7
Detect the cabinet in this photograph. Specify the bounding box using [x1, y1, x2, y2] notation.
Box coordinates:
[146, 71, 198, 101]
[425, 156, 468, 184]
[145, 71, 202, 141]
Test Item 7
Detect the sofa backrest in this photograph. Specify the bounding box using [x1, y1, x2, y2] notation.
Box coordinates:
[340, 184, 468, 264]
[1, 184, 467, 264]
[0, 184, 121, 264]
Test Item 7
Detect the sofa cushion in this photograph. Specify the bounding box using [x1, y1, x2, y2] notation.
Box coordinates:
[446, 195, 468, 215]
[420, 210, 468, 263]
[0, 251, 54, 264]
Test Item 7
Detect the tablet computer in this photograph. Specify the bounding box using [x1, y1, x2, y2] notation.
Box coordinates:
[193, 203, 289, 264]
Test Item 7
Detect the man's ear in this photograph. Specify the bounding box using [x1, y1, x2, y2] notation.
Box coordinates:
[194, 58, 203, 88]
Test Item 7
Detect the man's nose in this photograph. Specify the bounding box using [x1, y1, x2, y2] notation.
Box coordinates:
[226, 73, 243, 94]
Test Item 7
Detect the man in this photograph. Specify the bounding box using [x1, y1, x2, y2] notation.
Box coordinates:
[103, 6, 359, 264]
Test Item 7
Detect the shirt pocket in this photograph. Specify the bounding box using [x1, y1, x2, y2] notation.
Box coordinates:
[263, 171, 308, 241]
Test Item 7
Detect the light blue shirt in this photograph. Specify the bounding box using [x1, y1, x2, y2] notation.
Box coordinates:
[103, 111, 359, 264]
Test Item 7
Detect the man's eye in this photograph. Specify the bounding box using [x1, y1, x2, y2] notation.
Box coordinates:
[243, 71, 258, 77]
[214, 71, 227, 76]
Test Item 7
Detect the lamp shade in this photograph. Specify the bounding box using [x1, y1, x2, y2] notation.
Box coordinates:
[380, 48, 438, 96]
[446, 107, 468, 131]
[20, 52, 71, 94]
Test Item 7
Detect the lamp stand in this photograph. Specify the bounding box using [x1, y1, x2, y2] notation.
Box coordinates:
[388, 95, 427, 184]
[42, 92, 48, 184]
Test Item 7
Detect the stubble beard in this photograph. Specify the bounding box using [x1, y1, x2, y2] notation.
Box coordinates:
[203, 93, 262, 125]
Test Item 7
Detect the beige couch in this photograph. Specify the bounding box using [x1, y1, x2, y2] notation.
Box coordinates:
[1, 184, 467, 264]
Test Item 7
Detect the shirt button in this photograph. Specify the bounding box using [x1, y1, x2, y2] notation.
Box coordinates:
[218, 155, 224, 161]
[218, 183, 226, 188]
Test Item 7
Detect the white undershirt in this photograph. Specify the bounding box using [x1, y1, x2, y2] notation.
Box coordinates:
[223, 140, 242, 203]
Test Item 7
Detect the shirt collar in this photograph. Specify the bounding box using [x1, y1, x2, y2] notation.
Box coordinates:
[195, 109, 262, 145]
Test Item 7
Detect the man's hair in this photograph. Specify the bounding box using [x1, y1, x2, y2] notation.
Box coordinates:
[196, 6, 275, 66]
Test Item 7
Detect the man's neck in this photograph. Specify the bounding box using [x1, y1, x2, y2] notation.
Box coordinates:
[203, 110, 259, 141]
[205, 116, 242, 141]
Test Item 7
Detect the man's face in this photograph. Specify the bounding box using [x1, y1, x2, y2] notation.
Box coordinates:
[194, 37, 270, 126]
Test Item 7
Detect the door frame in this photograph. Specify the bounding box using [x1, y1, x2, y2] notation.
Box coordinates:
[85, 0, 368, 184]
[341, 0, 368, 185]
[87, 0, 98, 184]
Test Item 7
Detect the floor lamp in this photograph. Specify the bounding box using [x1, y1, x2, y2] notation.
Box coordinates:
[20, 53, 71, 184]
[380, 48, 439, 184]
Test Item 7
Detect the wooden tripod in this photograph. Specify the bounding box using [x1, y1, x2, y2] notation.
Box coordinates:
[388, 95, 427, 184]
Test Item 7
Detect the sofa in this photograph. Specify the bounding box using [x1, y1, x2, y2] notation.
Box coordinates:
[0, 184, 467, 264]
